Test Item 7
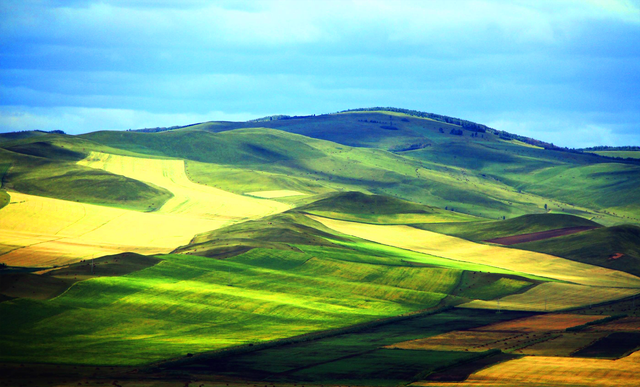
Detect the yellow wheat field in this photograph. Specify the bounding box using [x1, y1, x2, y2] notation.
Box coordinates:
[1, 154, 291, 267]
[0, 192, 229, 267]
[459, 282, 640, 312]
[307, 216, 640, 288]
[413, 351, 640, 387]
[78, 152, 291, 220]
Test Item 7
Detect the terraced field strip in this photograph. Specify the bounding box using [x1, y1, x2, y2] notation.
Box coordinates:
[308, 215, 640, 288]
[484, 226, 597, 245]
[514, 332, 608, 357]
[0, 192, 228, 267]
[590, 317, 640, 332]
[474, 313, 607, 332]
[245, 190, 307, 198]
[78, 151, 291, 220]
[459, 283, 640, 312]
[387, 314, 606, 353]
[413, 351, 640, 387]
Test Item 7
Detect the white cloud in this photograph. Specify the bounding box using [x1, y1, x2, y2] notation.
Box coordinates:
[0, 106, 256, 134]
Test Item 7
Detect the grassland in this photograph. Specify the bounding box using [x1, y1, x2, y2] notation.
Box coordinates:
[588, 150, 640, 159]
[298, 191, 476, 224]
[0, 251, 466, 365]
[2, 111, 640, 386]
[245, 189, 307, 198]
[415, 213, 601, 242]
[81, 123, 635, 224]
[177, 210, 549, 281]
[0, 135, 180, 212]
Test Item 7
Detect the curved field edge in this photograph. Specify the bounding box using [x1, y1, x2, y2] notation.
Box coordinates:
[77, 151, 291, 220]
[0, 147, 174, 213]
[307, 215, 640, 288]
[0, 192, 230, 267]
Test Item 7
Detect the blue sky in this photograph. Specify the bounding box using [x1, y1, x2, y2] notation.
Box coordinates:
[1, 0, 640, 147]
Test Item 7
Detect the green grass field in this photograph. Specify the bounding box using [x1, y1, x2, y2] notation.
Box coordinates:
[588, 151, 640, 159]
[0, 147, 173, 212]
[78, 119, 638, 223]
[2, 109, 640, 382]
[414, 213, 601, 241]
[0, 250, 464, 365]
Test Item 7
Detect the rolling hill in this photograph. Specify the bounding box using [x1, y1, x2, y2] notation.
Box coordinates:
[1, 107, 639, 386]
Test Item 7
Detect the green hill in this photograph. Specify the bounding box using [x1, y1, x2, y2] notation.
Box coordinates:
[0, 139, 173, 212]
[414, 213, 602, 241]
[79, 126, 633, 223]
[296, 191, 475, 223]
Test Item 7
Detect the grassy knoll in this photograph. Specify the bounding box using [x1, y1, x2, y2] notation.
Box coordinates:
[415, 213, 601, 241]
[512, 225, 640, 277]
[177, 210, 547, 282]
[298, 191, 476, 223]
[0, 251, 464, 365]
[0, 148, 172, 212]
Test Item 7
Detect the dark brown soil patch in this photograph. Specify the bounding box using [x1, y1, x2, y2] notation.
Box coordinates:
[484, 226, 597, 245]
[571, 332, 640, 358]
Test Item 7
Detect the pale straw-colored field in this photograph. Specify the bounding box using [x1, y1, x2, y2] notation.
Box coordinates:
[0, 153, 291, 267]
[413, 350, 640, 387]
[460, 282, 640, 312]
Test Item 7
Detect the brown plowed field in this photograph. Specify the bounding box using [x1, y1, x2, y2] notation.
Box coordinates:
[484, 226, 597, 245]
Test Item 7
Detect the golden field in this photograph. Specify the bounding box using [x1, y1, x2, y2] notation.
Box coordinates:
[414, 351, 640, 387]
[0, 153, 291, 267]
[459, 282, 640, 312]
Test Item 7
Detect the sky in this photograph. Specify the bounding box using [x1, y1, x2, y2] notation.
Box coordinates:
[1, 0, 640, 148]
